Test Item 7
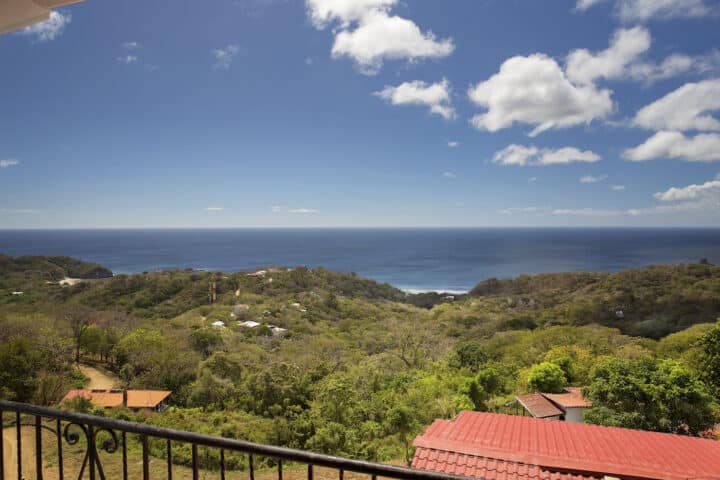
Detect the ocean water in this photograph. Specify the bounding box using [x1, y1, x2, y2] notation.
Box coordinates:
[1, 228, 719, 293]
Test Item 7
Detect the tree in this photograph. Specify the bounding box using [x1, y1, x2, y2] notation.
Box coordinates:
[66, 307, 93, 363]
[527, 362, 567, 393]
[0, 338, 41, 402]
[79, 325, 107, 360]
[189, 328, 223, 359]
[700, 321, 720, 396]
[385, 404, 419, 466]
[584, 357, 717, 435]
[453, 341, 488, 372]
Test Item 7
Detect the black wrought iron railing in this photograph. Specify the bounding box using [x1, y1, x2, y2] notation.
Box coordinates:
[0, 400, 470, 480]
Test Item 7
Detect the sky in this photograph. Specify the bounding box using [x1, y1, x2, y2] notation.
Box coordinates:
[1, 0, 720, 228]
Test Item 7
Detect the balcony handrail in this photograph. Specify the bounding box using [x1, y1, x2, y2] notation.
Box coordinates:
[0, 400, 471, 480]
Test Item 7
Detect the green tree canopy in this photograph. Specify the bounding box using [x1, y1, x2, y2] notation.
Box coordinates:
[527, 362, 567, 393]
[584, 357, 717, 435]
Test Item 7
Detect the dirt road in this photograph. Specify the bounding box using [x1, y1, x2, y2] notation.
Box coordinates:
[2, 425, 43, 480]
[78, 365, 119, 390]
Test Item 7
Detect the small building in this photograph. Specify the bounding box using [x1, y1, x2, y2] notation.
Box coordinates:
[247, 270, 267, 278]
[238, 320, 261, 328]
[61, 389, 171, 412]
[234, 304, 250, 312]
[516, 387, 592, 423]
[268, 325, 288, 337]
[62, 389, 124, 408]
[211, 320, 226, 328]
[11, 291, 24, 295]
[126, 390, 172, 412]
[413, 411, 720, 480]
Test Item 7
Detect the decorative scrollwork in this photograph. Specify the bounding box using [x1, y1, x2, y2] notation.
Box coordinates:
[63, 422, 87, 445]
[61, 422, 119, 480]
[94, 427, 119, 454]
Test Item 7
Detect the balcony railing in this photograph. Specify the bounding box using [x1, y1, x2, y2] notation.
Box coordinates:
[0, 400, 470, 480]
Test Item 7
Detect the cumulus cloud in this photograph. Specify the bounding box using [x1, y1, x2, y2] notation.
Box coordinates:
[442, 172, 457, 178]
[212, 45, 240, 70]
[204, 207, 224, 212]
[122, 41, 141, 49]
[117, 55, 138, 64]
[374, 78, 455, 119]
[492, 145, 601, 167]
[0, 160, 19, 168]
[575, 0, 713, 21]
[624, 131, 720, 162]
[566, 27, 651, 85]
[19, 11, 71, 42]
[632, 79, 720, 132]
[654, 179, 720, 202]
[447, 141, 459, 148]
[610, 185, 626, 191]
[468, 54, 613, 136]
[306, 0, 453, 74]
[306, 0, 397, 28]
[580, 174, 608, 183]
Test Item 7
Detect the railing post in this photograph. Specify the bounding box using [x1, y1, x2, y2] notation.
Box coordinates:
[191, 444, 198, 480]
[88, 425, 96, 480]
[0, 410, 4, 480]
[15, 412, 21, 480]
[56, 419, 63, 480]
[34, 415, 43, 480]
[142, 434, 149, 480]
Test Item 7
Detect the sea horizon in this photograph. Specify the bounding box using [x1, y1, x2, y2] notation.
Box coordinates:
[2, 227, 719, 292]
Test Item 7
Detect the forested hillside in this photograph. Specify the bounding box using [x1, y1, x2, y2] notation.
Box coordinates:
[1, 255, 719, 467]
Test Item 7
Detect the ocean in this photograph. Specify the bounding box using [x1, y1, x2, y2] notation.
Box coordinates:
[1, 228, 719, 293]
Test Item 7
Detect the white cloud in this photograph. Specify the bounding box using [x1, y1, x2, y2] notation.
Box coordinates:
[492, 145, 601, 167]
[289, 208, 319, 214]
[575, 0, 606, 11]
[580, 174, 608, 183]
[117, 55, 138, 64]
[529, 177, 539, 183]
[375, 78, 455, 119]
[566, 27, 651, 85]
[204, 207, 224, 211]
[270, 205, 283, 213]
[468, 54, 613, 136]
[442, 172, 457, 178]
[0, 208, 38, 214]
[306, 0, 453, 75]
[0, 160, 19, 168]
[553, 208, 627, 216]
[123, 41, 141, 49]
[624, 131, 720, 162]
[331, 10, 454, 75]
[616, 0, 712, 21]
[447, 141, 459, 148]
[212, 45, 240, 70]
[19, 11, 71, 42]
[610, 184, 626, 191]
[499, 206, 550, 215]
[654, 179, 720, 202]
[632, 80, 720, 131]
[306, 0, 396, 28]
[575, 0, 713, 21]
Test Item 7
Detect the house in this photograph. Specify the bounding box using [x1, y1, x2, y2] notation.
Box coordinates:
[62, 389, 124, 408]
[268, 325, 288, 337]
[238, 320, 261, 328]
[211, 320, 226, 328]
[412, 411, 720, 480]
[247, 270, 267, 278]
[234, 304, 250, 312]
[126, 390, 171, 412]
[11, 291, 24, 295]
[515, 387, 592, 423]
[61, 389, 171, 412]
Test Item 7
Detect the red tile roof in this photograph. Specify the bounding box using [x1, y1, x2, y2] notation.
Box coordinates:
[516, 393, 564, 419]
[413, 447, 597, 480]
[62, 389, 124, 408]
[126, 390, 171, 408]
[542, 387, 592, 409]
[413, 411, 720, 480]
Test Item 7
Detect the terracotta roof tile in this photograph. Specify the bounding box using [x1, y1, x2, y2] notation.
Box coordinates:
[541, 388, 592, 409]
[413, 411, 720, 480]
[126, 390, 171, 408]
[516, 393, 565, 418]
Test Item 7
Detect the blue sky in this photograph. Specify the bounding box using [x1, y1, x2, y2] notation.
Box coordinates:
[1, 0, 719, 228]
